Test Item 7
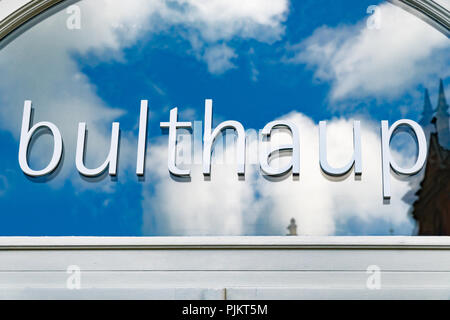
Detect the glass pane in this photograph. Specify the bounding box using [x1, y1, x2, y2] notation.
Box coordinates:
[0, 0, 448, 236]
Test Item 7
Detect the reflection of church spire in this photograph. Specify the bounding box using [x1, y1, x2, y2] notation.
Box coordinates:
[419, 89, 434, 127]
[404, 80, 449, 205]
[436, 79, 449, 117]
[419, 88, 435, 142]
[410, 79, 450, 235]
[434, 79, 450, 149]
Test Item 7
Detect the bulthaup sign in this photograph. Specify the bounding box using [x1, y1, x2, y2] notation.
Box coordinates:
[18, 99, 427, 200]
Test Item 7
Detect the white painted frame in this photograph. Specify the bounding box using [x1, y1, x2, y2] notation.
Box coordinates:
[0, 0, 448, 44]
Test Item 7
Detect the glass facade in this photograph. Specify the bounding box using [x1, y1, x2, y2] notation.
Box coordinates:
[0, 0, 448, 236]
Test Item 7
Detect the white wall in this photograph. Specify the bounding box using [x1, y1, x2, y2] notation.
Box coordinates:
[0, 236, 449, 299]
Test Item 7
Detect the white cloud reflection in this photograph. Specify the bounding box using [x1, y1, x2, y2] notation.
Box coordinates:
[286, 3, 449, 102]
[0, 0, 290, 191]
[142, 112, 415, 236]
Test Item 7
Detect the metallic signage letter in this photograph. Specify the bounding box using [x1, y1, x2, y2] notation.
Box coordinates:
[18, 100, 63, 177]
[319, 120, 362, 177]
[260, 120, 299, 176]
[203, 99, 246, 177]
[160, 107, 192, 177]
[136, 100, 148, 176]
[381, 119, 427, 199]
[75, 122, 120, 177]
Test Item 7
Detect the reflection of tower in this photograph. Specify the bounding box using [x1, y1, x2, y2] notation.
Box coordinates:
[410, 79, 450, 235]
[286, 218, 298, 236]
[402, 88, 436, 205]
[435, 79, 450, 149]
[419, 88, 435, 139]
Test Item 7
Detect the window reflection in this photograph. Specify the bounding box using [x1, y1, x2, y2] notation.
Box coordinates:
[0, 0, 448, 236]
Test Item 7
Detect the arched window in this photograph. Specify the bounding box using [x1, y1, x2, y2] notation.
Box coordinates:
[0, 0, 448, 236]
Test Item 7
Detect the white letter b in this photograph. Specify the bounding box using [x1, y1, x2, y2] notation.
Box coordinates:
[18, 101, 63, 177]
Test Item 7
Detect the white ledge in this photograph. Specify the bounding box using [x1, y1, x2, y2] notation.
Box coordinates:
[0, 236, 449, 250]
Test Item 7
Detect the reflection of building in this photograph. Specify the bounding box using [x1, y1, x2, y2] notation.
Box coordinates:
[411, 80, 450, 235]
